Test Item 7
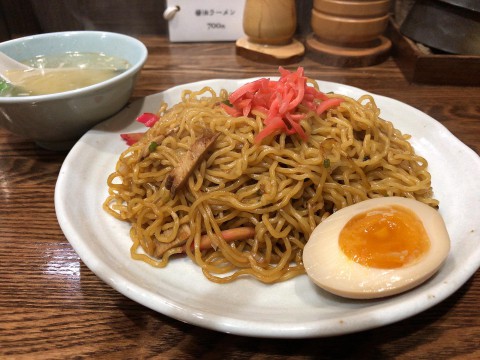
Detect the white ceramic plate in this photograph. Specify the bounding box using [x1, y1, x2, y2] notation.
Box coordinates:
[55, 79, 480, 338]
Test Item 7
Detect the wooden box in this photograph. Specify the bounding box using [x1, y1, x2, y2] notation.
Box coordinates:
[387, 20, 480, 86]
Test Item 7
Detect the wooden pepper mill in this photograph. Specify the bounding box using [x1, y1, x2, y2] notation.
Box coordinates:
[236, 0, 305, 64]
[306, 0, 392, 67]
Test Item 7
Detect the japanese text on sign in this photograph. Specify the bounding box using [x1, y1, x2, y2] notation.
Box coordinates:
[195, 9, 237, 17]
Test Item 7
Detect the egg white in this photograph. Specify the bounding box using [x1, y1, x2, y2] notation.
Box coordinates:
[302, 196, 450, 299]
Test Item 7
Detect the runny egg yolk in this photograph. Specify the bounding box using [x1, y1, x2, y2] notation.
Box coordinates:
[338, 205, 430, 269]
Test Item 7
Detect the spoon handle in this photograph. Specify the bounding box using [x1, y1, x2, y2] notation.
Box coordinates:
[0, 52, 31, 81]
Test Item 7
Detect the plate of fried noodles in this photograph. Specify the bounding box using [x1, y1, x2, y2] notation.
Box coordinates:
[55, 69, 480, 338]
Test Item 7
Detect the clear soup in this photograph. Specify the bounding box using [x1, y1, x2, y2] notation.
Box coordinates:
[0, 52, 131, 97]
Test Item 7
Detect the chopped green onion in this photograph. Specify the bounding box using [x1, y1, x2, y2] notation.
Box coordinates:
[0, 80, 10, 94]
[222, 99, 233, 107]
[148, 141, 158, 152]
[323, 158, 331, 168]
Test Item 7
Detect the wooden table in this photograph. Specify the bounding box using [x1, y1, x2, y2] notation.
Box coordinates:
[1, 36, 479, 359]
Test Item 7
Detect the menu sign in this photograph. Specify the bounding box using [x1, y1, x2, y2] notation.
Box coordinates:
[165, 0, 246, 42]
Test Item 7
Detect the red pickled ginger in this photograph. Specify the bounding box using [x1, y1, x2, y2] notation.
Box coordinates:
[221, 67, 343, 144]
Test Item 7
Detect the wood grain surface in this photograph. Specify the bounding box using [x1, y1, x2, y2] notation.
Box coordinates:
[1, 36, 479, 359]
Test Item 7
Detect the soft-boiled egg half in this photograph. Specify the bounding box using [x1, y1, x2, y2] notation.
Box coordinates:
[303, 196, 450, 299]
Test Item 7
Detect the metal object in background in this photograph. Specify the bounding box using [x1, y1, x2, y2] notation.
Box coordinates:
[437, 0, 480, 12]
[400, 0, 480, 55]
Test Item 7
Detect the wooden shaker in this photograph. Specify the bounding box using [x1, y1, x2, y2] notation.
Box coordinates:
[236, 0, 305, 64]
[306, 0, 392, 67]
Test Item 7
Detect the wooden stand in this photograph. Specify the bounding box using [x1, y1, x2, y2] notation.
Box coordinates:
[236, 37, 304, 65]
[306, 34, 391, 67]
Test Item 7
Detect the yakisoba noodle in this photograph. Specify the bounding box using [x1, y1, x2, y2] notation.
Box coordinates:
[103, 80, 437, 284]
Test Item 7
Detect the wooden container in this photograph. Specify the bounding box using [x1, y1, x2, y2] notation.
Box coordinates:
[306, 0, 392, 67]
[314, 0, 391, 17]
[242, 0, 296, 45]
[387, 19, 480, 86]
[311, 8, 389, 44]
[236, 0, 305, 64]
